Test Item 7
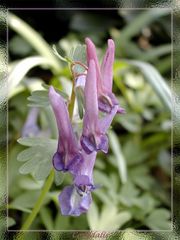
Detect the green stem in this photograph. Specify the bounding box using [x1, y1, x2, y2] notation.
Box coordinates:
[68, 82, 76, 120]
[21, 169, 54, 231]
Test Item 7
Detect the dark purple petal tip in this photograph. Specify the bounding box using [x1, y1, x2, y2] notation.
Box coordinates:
[52, 152, 66, 171]
[80, 135, 96, 154]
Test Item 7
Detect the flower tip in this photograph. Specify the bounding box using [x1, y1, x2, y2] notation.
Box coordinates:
[85, 37, 92, 44]
[48, 85, 56, 97]
[108, 39, 115, 49]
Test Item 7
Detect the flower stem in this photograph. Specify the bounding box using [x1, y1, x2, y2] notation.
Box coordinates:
[20, 169, 54, 231]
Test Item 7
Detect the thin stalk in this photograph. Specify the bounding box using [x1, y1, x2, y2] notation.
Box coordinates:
[21, 169, 54, 231]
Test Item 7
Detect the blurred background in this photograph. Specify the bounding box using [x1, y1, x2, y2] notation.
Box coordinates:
[6, 8, 174, 236]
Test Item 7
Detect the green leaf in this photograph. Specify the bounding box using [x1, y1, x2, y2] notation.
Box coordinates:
[87, 202, 99, 230]
[95, 205, 131, 230]
[8, 217, 16, 228]
[129, 166, 155, 190]
[120, 9, 170, 40]
[68, 44, 87, 74]
[17, 138, 57, 180]
[27, 87, 68, 108]
[10, 190, 40, 211]
[123, 140, 148, 166]
[108, 131, 127, 183]
[54, 171, 65, 186]
[54, 213, 70, 230]
[125, 60, 172, 112]
[116, 113, 142, 133]
[18, 176, 44, 190]
[158, 150, 171, 176]
[8, 56, 57, 98]
[144, 208, 171, 230]
[40, 207, 54, 230]
[119, 181, 140, 207]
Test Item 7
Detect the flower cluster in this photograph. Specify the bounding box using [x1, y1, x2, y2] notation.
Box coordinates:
[49, 38, 124, 216]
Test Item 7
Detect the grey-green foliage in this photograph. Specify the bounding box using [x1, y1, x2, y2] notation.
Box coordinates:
[17, 137, 57, 181]
[28, 84, 69, 108]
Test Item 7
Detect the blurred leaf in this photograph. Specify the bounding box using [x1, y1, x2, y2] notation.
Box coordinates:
[120, 9, 170, 40]
[40, 207, 54, 230]
[18, 176, 44, 190]
[124, 72, 144, 89]
[158, 150, 171, 176]
[87, 201, 99, 230]
[8, 217, 16, 228]
[129, 166, 155, 190]
[109, 131, 127, 183]
[93, 170, 112, 189]
[144, 208, 171, 230]
[10, 190, 40, 211]
[27, 90, 50, 107]
[133, 193, 160, 216]
[9, 35, 33, 56]
[119, 181, 140, 207]
[140, 44, 171, 62]
[54, 171, 65, 186]
[116, 113, 142, 133]
[96, 205, 131, 230]
[17, 138, 57, 180]
[54, 213, 70, 230]
[123, 140, 148, 166]
[28, 85, 68, 108]
[125, 60, 172, 112]
[8, 56, 56, 98]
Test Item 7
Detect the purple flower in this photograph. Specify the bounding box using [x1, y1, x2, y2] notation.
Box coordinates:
[48, 38, 126, 217]
[85, 38, 125, 114]
[80, 60, 118, 154]
[59, 151, 97, 216]
[22, 107, 40, 137]
[49, 86, 83, 173]
[59, 185, 92, 216]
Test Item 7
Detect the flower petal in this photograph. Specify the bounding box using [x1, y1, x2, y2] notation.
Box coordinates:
[83, 59, 98, 135]
[101, 39, 115, 92]
[49, 86, 76, 145]
[99, 105, 118, 133]
[59, 185, 92, 216]
[85, 38, 102, 93]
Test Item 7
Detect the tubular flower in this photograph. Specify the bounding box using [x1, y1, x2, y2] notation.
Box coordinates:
[22, 107, 40, 137]
[85, 37, 125, 114]
[48, 38, 125, 217]
[59, 151, 97, 216]
[49, 86, 83, 174]
[80, 59, 118, 154]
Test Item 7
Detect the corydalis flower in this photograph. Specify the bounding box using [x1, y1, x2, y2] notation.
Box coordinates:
[86, 38, 125, 114]
[22, 107, 40, 137]
[59, 151, 97, 216]
[80, 59, 118, 154]
[49, 86, 83, 174]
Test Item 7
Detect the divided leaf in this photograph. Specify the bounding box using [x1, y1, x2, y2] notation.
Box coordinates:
[17, 138, 57, 181]
[144, 208, 171, 230]
[28, 84, 68, 108]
